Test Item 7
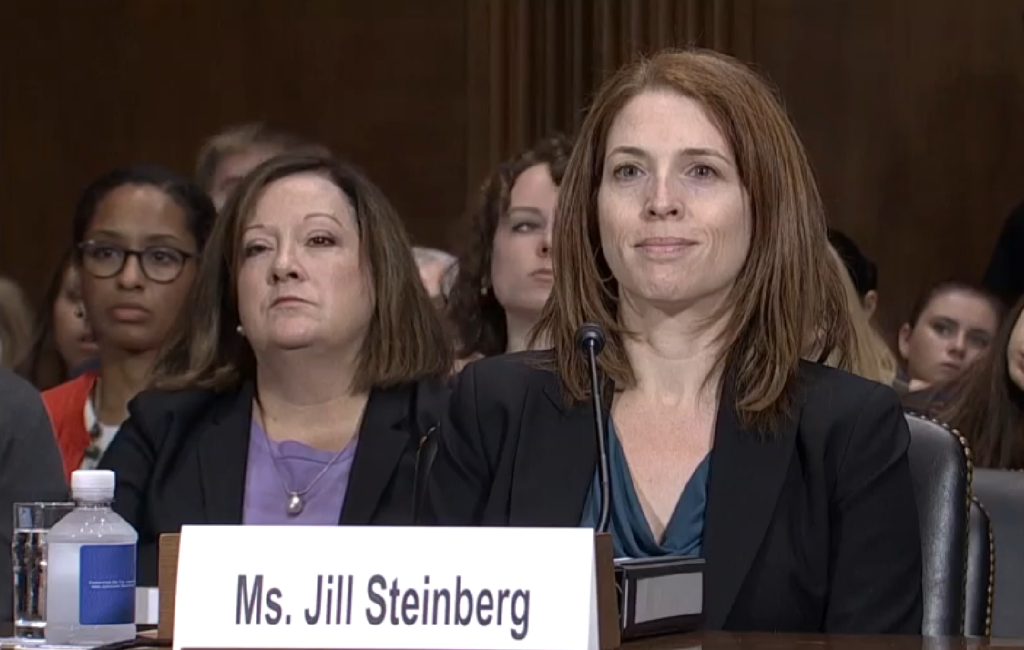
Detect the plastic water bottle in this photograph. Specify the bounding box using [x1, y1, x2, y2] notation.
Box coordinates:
[45, 469, 138, 645]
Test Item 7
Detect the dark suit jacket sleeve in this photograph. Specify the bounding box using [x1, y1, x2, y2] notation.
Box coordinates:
[983, 201, 1024, 304]
[825, 385, 923, 633]
[422, 362, 494, 525]
[99, 396, 160, 583]
[0, 372, 69, 623]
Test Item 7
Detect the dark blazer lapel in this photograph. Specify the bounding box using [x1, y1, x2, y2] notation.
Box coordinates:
[198, 382, 255, 524]
[702, 379, 799, 630]
[340, 384, 412, 525]
[510, 377, 601, 526]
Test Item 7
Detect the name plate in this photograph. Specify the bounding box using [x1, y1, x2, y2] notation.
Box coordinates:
[173, 525, 599, 650]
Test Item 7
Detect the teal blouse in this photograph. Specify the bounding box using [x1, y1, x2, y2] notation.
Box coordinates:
[581, 419, 709, 558]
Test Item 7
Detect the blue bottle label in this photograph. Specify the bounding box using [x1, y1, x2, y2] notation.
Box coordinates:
[78, 544, 136, 625]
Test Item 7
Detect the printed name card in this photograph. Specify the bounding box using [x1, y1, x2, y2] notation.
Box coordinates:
[172, 525, 599, 650]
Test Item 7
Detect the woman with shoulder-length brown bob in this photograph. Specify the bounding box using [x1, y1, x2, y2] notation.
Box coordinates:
[100, 153, 453, 586]
[425, 49, 922, 633]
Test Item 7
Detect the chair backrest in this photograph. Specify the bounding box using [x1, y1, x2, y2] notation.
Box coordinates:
[965, 496, 994, 637]
[973, 468, 1024, 638]
[904, 412, 971, 636]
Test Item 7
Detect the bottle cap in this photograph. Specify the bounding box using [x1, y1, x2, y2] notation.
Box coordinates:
[71, 469, 115, 501]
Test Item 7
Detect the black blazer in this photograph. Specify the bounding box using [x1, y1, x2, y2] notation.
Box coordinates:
[424, 351, 923, 634]
[100, 378, 449, 586]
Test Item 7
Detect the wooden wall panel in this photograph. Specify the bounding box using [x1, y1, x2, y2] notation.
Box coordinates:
[5, 0, 1021, 333]
[0, 0, 468, 298]
[752, 0, 1024, 330]
[465, 0, 1024, 330]
[464, 0, 755, 193]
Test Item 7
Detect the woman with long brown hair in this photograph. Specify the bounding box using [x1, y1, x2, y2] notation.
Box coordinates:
[17, 250, 99, 390]
[907, 296, 1024, 469]
[425, 49, 921, 633]
[446, 134, 572, 360]
[100, 153, 452, 586]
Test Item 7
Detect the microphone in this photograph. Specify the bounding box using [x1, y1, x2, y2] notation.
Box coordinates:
[574, 324, 705, 640]
[575, 323, 611, 534]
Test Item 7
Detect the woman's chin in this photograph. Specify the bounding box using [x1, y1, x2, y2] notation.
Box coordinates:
[269, 339, 317, 352]
[264, 329, 321, 352]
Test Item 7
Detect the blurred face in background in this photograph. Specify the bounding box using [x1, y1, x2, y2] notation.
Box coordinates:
[1006, 310, 1024, 391]
[413, 248, 455, 301]
[53, 264, 98, 369]
[898, 288, 1000, 388]
[861, 289, 879, 319]
[236, 172, 373, 358]
[418, 259, 450, 300]
[489, 163, 560, 319]
[79, 185, 199, 356]
[210, 146, 280, 212]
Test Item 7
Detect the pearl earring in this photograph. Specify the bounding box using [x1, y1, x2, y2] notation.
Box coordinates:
[236, 325, 244, 336]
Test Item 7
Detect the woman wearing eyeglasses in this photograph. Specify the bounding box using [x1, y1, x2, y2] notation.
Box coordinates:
[42, 165, 217, 478]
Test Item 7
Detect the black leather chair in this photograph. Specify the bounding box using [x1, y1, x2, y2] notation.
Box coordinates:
[905, 413, 971, 636]
[965, 496, 994, 637]
[973, 468, 1024, 638]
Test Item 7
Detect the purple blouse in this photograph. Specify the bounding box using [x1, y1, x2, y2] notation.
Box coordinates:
[242, 418, 357, 525]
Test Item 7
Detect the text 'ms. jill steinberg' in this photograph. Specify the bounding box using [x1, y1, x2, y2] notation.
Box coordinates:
[235, 573, 532, 640]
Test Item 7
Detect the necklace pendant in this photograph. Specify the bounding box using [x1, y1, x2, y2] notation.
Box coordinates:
[286, 493, 304, 516]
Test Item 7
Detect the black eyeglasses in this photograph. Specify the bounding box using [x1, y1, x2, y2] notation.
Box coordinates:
[78, 241, 196, 284]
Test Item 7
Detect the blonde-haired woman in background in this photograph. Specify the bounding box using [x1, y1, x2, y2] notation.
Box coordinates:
[826, 244, 898, 385]
[0, 277, 34, 369]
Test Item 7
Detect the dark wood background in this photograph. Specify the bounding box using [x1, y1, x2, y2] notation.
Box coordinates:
[2, 0, 1022, 334]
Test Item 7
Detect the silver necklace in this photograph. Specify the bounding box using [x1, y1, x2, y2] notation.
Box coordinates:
[258, 410, 352, 516]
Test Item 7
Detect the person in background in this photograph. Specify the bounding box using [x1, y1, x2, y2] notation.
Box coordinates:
[446, 134, 573, 363]
[439, 259, 458, 303]
[0, 276, 34, 369]
[826, 244, 898, 385]
[42, 166, 217, 478]
[17, 250, 99, 390]
[195, 122, 329, 212]
[982, 199, 1024, 307]
[412, 246, 456, 302]
[828, 228, 879, 320]
[100, 153, 452, 587]
[0, 368, 68, 624]
[426, 49, 921, 633]
[897, 280, 1002, 393]
[905, 296, 1024, 469]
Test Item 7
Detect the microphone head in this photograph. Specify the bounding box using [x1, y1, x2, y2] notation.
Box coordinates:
[574, 322, 606, 355]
